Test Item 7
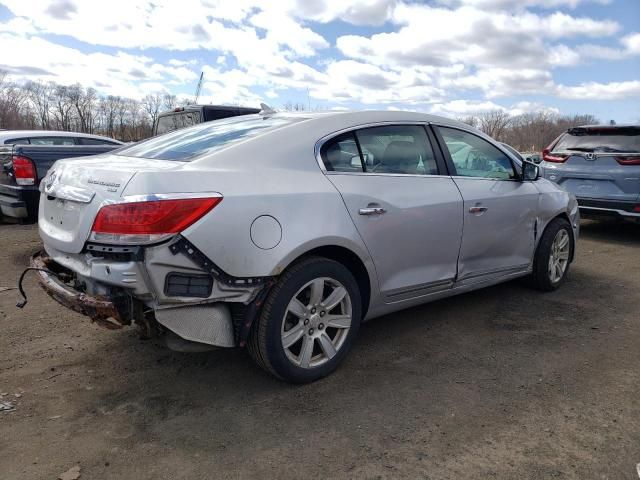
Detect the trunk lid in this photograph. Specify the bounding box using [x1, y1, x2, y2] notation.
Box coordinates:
[39, 154, 180, 253]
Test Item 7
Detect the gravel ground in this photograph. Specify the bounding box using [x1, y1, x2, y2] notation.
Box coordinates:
[0, 220, 638, 480]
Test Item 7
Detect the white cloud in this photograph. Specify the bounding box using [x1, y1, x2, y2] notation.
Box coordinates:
[0, 32, 197, 97]
[0, 0, 637, 112]
[429, 99, 560, 118]
[557, 81, 640, 100]
[443, 0, 612, 10]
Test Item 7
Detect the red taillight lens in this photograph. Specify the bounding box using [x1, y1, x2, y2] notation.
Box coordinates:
[12, 155, 37, 185]
[542, 148, 568, 163]
[615, 156, 640, 165]
[634, 205, 640, 213]
[91, 197, 222, 244]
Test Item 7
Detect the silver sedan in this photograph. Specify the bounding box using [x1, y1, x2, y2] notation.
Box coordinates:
[31, 111, 579, 383]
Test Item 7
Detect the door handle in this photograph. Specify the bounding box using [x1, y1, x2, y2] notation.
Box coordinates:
[469, 206, 488, 214]
[359, 207, 386, 215]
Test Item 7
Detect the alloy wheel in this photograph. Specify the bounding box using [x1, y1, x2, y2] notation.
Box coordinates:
[548, 229, 570, 283]
[281, 277, 352, 369]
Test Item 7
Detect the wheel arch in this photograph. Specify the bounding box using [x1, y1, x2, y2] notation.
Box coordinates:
[538, 211, 576, 262]
[280, 244, 373, 319]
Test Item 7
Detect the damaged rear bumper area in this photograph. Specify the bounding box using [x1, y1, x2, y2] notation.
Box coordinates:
[27, 238, 273, 348]
[31, 253, 133, 329]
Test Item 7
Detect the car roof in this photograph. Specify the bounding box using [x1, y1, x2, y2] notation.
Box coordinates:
[572, 124, 640, 130]
[0, 130, 122, 143]
[262, 109, 473, 128]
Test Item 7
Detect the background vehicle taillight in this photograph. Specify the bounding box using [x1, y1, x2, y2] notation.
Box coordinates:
[90, 196, 222, 245]
[615, 156, 640, 166]
[541, 148, 569, 163]
[12, 155, 37, 185]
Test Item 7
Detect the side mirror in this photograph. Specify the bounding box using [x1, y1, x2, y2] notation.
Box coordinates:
[522, 160, 540, 181]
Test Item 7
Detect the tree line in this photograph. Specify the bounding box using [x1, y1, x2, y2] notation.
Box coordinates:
[458, 110, 599, 153]
[0, 71, 185, 141]
[2, 71, 599, 150]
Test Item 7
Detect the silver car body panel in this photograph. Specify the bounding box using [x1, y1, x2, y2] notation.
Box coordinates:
[36, 111, 579, 342]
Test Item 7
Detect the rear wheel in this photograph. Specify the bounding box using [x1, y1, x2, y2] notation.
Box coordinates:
[248, 257, 361, 383]
[529, 217, 573, 291]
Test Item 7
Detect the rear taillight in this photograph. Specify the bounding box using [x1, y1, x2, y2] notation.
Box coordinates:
[541, 148, 568, 163]
[12, 155, 37, 185]
[634, 205, 640, 213]
[615, 156, 640, 166]
[90, 196, 222, 244]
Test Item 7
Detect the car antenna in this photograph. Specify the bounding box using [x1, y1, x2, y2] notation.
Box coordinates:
[259, 103, 276, 116]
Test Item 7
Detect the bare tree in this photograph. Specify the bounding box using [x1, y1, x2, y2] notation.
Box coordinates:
[162, 93, 177, 110]
[0, 71, 31, 129]
[142, 93, 163, 132]
[25, 80, 53, 129]
[476, 110, 512, 141]
[282, 100, 306, 112]
[50, 85, 76, 131]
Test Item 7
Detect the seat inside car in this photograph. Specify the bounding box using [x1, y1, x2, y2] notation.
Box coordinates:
[379, 141, 422, 174]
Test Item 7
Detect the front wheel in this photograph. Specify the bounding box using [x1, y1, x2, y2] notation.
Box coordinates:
[529, 217, 574, 291]
[248, 257, 361, 383]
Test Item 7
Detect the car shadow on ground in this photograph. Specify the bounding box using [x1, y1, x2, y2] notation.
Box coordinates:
[579, 218, 640, 246]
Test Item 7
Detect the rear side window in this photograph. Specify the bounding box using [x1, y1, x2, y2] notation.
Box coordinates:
[320, 132, 362, 172]
[356, 125, 437, 175]
[29, 137, 76, 145]
[119, 115, 303, 161]
[320, 125, 438, 175]
[554, 127, 640, 153]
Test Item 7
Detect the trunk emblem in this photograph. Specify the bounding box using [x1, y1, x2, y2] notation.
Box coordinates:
[44, 171, 57, 192]
[585, 153, 596, 161]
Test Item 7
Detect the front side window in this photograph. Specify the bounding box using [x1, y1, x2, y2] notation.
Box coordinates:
[438, 127, 516, 180]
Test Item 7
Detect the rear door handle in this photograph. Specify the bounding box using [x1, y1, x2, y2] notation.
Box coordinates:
[359, 207, 386, 215]
[469, 206, 488, 214]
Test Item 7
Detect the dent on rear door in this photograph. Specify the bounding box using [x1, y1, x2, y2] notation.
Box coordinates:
[328, 174, 463, 299]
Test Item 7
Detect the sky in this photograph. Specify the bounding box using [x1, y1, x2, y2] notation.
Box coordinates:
[0, 0, 638, 122]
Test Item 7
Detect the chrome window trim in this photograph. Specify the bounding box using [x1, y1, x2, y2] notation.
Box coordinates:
[324, 171, 453, 179]
[314, 121, 438, 177]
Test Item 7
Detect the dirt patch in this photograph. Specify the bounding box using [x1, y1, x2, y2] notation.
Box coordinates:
[1, 220, 639, 479]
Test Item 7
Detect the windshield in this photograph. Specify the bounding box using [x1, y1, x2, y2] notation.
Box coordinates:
[118, 115, 304, 161]
[555, 127, 640, 153]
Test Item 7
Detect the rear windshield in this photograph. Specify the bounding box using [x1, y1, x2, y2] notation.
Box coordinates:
[118, 115, 303, 161]
[555, 127, 640, 153]
[155, 111, 202, 135]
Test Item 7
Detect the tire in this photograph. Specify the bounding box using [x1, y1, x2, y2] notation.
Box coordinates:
[248, 256, 361, 383]
[529, 217, 573, 292]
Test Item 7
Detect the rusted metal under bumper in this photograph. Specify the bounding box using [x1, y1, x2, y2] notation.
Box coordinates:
[31, 252, 129, 329]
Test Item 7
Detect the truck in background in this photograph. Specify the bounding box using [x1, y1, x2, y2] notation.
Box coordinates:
[154, 105, 260, 136]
